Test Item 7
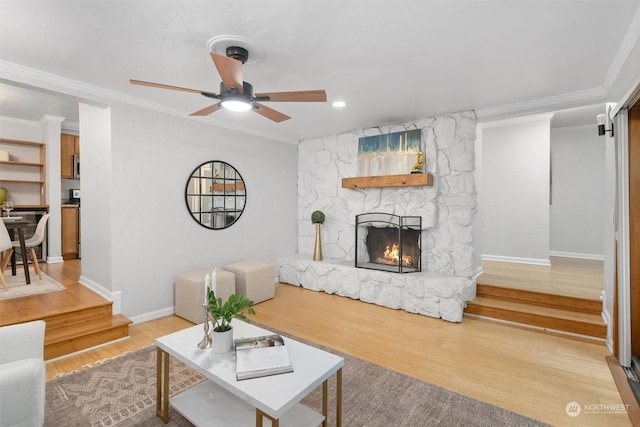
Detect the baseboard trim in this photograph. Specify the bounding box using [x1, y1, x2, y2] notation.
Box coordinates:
[128, 307, 176, 325]
[77, 275, 122, 314]
[548, 251, 604, 261]
[481, 254, 551, 266]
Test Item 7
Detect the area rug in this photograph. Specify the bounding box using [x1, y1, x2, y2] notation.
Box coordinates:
[0, 270, 65, 300]
[44, 345, 549, 426]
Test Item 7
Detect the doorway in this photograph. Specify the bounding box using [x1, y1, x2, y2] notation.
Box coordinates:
[477, 109, 606, 300]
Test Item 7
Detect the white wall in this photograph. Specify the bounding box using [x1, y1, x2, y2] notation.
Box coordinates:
[79, 102, 298, 321]
[78, 103, 114, 307]
[0, 116, 42, 141]
[550, 125, 605, 259]
[479, 115, 552, 264]
[39, 115, 64, 262]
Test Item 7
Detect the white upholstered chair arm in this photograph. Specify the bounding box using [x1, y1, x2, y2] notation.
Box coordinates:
[0, 320, 45, 364]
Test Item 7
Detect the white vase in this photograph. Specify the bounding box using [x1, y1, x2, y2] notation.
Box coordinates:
[212, 328, 234, 353]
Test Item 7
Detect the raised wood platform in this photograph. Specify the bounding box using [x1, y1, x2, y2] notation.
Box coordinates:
[466, 257, 606, 338]
[465, 284, 606, 339]
[0, 260, 132, 360]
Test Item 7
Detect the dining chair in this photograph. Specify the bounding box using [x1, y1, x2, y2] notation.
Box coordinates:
[11, 213, 50, 280]
[0, 221, 15, 291]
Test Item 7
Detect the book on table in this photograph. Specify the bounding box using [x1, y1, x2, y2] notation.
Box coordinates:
[235, 334, 294, 381]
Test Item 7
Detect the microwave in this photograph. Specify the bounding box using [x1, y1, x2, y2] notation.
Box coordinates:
[73, 154, 80, 178]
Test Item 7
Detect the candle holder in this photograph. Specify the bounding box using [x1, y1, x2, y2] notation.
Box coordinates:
[197, 304, 212, 349]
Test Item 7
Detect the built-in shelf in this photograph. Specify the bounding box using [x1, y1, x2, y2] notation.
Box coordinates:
[0, 138, 47, 206]
[0, 179, 45, 184]
[342, 173, 433, 189]
[0, 160, 43, 167]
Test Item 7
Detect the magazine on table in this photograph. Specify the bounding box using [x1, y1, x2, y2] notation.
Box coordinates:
[235, 334, 294, 381]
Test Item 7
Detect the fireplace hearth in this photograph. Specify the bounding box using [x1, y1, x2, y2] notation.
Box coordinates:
[355, 213, 421, 273]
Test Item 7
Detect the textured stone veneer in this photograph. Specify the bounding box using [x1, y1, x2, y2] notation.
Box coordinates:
[282, 111, 478, 322]
[279, 255, 476, 322]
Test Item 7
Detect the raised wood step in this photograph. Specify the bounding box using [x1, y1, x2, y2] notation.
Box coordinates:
[466, 296, 606, 338]
[466, 284, 606, 339]
[44, 313, 132, 360]
[0, 262, 133, 361]
[476, 284, 602, 314]
[39, 303, 113, 330]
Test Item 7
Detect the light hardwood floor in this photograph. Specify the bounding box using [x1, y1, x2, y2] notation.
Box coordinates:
[478, 256, 604, 300]
[39, 261, 633, 427]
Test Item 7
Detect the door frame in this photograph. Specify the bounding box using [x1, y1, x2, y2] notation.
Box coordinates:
[615, 108, 632, 366]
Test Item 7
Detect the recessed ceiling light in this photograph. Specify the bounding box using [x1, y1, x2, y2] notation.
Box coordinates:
[332, 100, 346, 108]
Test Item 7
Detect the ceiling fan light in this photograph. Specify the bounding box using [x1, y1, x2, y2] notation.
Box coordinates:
[221, 99, 252, 112]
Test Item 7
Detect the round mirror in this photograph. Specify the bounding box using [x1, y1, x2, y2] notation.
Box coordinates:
[185, 161, 246, 229]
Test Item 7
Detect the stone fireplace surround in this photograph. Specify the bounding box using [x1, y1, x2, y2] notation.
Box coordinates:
[278, 111, 478, 322]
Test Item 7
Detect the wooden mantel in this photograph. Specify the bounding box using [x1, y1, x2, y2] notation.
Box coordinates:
[342, 173, 433, 189]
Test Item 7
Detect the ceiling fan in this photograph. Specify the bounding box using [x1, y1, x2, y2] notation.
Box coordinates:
[130, 46, 327, 123]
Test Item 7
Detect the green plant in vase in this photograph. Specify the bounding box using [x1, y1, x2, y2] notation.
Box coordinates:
[206, 290, 255, 332]
[311, 210, 325, 224]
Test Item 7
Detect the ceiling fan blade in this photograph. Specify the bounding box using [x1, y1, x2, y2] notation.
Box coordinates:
[189, 103, 222, 116]
[129, 79, 217, 97]
[210, 53, 244, 93]
[253, 103, 291, 122]
[255, 90, 327, 102]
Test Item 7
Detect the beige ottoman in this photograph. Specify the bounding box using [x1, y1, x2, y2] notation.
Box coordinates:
[175, 268, 235, 324]
[224, 260, 275, 304]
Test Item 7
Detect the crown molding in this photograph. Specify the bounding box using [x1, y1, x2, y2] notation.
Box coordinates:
[603, 6, 640, 92]
[479, 112, 555, 129]
[38, 115, 65, 126]
[475, 87, 607, 122]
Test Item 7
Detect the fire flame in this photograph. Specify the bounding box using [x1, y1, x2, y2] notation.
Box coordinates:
[376, 242, 414, 266]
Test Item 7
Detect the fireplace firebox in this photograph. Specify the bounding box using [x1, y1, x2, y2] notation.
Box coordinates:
[355, 213, 422, 273]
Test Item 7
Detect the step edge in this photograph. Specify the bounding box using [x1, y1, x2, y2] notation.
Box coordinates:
[464, 305, 607, 337]
[466, 301, 606, 325]
[464, 312, 607, 342]
[44, 328, 131, 360]
[468, 297, 605, 322]
[476, 285, 602, 313]
[44, 316, 132, 345]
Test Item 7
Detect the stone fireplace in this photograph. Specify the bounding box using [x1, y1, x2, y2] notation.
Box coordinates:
[355, 213, 421, 273]
[278, 111, 478, 322]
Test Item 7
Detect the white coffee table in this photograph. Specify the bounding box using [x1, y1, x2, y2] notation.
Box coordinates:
[155, 319, 344, 426]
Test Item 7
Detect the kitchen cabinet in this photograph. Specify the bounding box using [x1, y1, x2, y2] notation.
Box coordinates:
[61, 133, 79, 179]
[0, 138, 47, 207]
[61, 205, 79, 260]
